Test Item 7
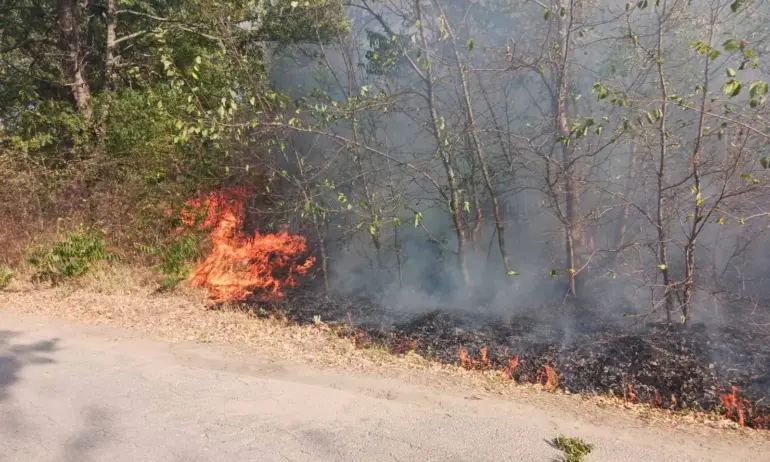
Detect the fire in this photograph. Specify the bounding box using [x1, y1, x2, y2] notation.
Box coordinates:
[479, 346, 489, 366]
[459, 347, 472, 368]
[625, 382, 637, 403]
[501, 355, 519, 380]
[721, 386, 747, 427]
[458, 346, 491, 370]
[184, 189, 315, 303]
[544, 363, 560, 390]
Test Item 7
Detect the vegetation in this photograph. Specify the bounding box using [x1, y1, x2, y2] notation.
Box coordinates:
[0, 266, 13, 290]
[27, 226, 118, 284]
[2, 0, 770, 327]
[553, 435, 594, 462]
[0, 0, 348, 261]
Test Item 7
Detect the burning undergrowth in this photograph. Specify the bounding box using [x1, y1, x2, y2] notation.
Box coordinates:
[180, 188, 314, 303]
[183, 188, 770, 429]
[252, 288, 770, 429]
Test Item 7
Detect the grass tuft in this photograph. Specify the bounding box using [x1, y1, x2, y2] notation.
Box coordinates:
[553, 435, 594, 462]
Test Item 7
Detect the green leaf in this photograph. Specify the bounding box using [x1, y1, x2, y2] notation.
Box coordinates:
[708, 49, 721, 61]
[696, 193, 705, 207]
[550, 269, 559, 278]
[722, 79, 742, 97]
[393, 217, 401, 227]
[507, 270, 520, 276]
[463, 201, 471, 213]
[727, 68, 737, 77]
[716, 217, 726, 225]
[724, 39, 740, 51]
[560, 7, 567, 17]
[731, 0, 742, 12]
[369, 225, 377, 236]
[414, 212, 423, 227]
[761, 156, 770, 169]
[466, 39, 474, 52]
[657, 264, 667, 271]
[544, 8, 551, 20]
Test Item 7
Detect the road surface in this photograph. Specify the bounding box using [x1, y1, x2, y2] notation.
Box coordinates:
[0, 311, 765, 461]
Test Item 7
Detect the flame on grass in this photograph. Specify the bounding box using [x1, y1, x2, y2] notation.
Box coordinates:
[184, 189, 315, 303]
[458, 346, 490, 370]
[501, 355, 520, 380]
[624, 382, 637, 403]
[721, 386, 749, 427]
[544, 363, 560, 390]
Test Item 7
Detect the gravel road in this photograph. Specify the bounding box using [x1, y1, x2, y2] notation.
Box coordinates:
[1, 311, 765, 461]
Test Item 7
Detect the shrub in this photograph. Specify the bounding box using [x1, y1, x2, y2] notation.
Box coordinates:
[28, 226, 119, 285]
[0, 266, 13, 290]
[138, 232, 202, 291]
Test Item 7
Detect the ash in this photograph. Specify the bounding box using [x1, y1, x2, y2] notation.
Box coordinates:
[254, 286, 770, 425]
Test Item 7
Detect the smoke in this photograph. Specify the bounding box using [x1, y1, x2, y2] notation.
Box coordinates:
[258, 0, 770, 337]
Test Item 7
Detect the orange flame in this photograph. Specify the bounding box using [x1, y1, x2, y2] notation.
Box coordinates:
[479, 346, 490, 367]
[501, 355, 520, 380]
[721, 386, 746, 427]
[185, 189, 314, 303]
[625, 382, 637, 403]
[544, 363, 560, 390]
[459, 347, 472, 368]
[458, 346, 491, 370]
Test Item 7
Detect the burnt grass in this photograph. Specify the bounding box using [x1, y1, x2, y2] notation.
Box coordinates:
[248, 288, 770, 428]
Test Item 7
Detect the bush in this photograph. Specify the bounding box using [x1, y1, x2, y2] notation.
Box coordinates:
[138, 232, 202, 291]
[0, 266, 13, 290]
[28, 226, 119, 285]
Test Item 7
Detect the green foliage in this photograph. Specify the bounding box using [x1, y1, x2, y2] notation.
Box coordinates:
[28, 227, 119, 285]
[0, 266, 14, 290]
[553, 435, 594, 462]
[139, 232, 202, 290]
[364, 30, 402, 76]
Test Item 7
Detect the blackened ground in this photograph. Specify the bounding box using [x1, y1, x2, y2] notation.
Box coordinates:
[249, 288, 770, 428]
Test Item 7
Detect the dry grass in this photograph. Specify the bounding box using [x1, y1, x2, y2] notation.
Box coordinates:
[1, 265, 769, 442]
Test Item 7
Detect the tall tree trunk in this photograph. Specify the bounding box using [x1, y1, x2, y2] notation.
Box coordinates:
[654, 1, 674, 321]
[415, 0, 469, 285]
[95, 0, 117, 144]
[57, 0, 92, 121]
[438, 5, 512, 277]
[682, 12, 714, 326]
[556, 0, 582, 296]
[616, 144, 637, 249]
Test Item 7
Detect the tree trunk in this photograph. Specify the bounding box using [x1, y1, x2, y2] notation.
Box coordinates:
[681, 12, 714, 327]
[415, 0, 469, 285]
[57, 0, 92, 121]
[616, 144, 637, 249]
[654, 1, 674, 321]
[556, 0, 582, 296]
[438, 6, 512, 277]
